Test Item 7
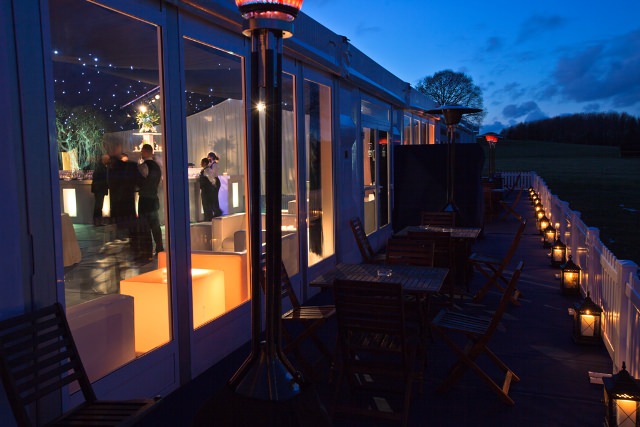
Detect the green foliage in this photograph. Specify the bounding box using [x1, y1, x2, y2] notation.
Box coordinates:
[136, 105, 160, 132]
[485, 139, 640, 264]
[415, 70, 485, 128]
[56, 105, 106, 169]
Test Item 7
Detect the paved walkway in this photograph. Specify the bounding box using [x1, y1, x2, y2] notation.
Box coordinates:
[135, 192, 613, 426]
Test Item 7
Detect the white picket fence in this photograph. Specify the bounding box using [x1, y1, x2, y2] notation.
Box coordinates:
[510, 171, 640, 377]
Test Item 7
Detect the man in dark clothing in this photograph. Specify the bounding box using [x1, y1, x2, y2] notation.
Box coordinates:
[91, 154, 111, 226]
[108, 152, 138, 241]
[137, 144, 164, 259]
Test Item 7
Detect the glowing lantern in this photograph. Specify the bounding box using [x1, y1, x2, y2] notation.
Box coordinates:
[537, 214, 550, 233]
[572, 292, 602, 344]
[551, 238, 567, 267]
[543, 223, 556, 248]
[560, 255, 581, 295]
[603, 362, 640, 427]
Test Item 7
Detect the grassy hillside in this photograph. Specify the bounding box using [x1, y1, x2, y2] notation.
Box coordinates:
[480, 139, 640, 264]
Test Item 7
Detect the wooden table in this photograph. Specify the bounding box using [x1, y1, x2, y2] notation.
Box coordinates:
[310, 263, 448, 296]
[394, 225, 482, 240]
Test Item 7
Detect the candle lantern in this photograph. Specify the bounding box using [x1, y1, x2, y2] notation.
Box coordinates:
[603, 362, 640, 427]
[551, 238, 567, 267]
[543, 223, 556, 248]
[537, 214, 550, 233]
[534, 200, 543, 213]
[561, 255, 581, 295]
[536, 208, 546, 221]
[531, 194, 539, 205]
[572, 292, 602, 344]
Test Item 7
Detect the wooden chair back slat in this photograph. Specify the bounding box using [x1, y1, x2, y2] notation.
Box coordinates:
[0, 303, 156, 427]
[349, 217, 375, 263]
[332, 279, 417, 424]
[386, 238, 435, 267]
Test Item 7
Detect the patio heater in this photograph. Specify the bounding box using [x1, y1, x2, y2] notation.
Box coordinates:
[425, 105, 482, 213]
[228, 0, 303, 400]
[479, 132, 500, 176]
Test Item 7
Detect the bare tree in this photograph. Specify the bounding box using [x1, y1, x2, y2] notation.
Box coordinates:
[415, 70, 486, 128]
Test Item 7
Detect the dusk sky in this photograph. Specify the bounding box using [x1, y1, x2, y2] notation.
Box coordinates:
[301, 0, 640, 133]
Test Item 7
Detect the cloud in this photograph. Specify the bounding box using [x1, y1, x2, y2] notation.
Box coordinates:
[355, 22, 383, 37]
[502, 101, 545, 120]
[583, 103, 601, 113]
[484, 36, 503, 53]
[517, 14, 567, 43]
[552, 29, 640, 109]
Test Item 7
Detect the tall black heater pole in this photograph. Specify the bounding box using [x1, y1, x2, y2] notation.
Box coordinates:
[426, 105, 482, 213]
[229, 17, 302, 401]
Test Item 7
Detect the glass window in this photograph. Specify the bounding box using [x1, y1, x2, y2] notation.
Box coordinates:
[182, 37, 248, 329]
[362, 128, 389, 234]
[403, 115, 411, 145]
[304, 80, 333, 265]
[50, 0, 170, 379]
[281, 73, 299, 275]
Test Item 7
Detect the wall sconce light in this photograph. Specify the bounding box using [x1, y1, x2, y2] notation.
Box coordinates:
[543, 223, 557, 248]
[551, 238, 567, 267]
[572, 292, 602, 344]
[603, 362, 640, 427]
[561, 255, 581, 295]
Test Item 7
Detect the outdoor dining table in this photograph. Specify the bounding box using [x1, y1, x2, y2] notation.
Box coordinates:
[310, 262, 448, 296]
[394, 225, 482, 240]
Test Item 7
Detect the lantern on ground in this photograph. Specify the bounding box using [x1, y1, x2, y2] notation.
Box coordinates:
[528, 187, 535, 198]
[534, 200, 543, 215]
[561, 255, 581, 295]
[536, 208, 546, 222]
[537, 214, 550, 233]
[603, 362, 640, 427]
[543, 223, 556, 248]
[531, 194, 539, 205]
[551, 238, 567, 267]
[572, 292, 602, 344]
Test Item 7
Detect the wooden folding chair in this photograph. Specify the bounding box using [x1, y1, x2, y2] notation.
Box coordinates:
[332, 279, 420, 427]
[0, 303, 157, 427]
[349, 217, 385, 263]
[431, 261, 524, 405]
[419, 211, 456, 227]
[503, 173, 522, 198]
[469, 219, 526, 304]
[262, 262, 336, 378]
[499, 186, 524, 221]
[385, 238, 435, 267]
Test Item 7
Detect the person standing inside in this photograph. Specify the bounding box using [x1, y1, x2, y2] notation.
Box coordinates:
[207, 151, 222, 217]
[108, 152, 138, 241]
[137, 144, 164, 259]
[199, 157, 217, 221]
[90, 153, 111, 226]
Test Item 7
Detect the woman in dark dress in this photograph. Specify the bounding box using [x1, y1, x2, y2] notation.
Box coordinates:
[199, 157, 216, 221]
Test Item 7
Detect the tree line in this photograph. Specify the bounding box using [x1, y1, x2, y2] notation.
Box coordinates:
[502, 112, 640, 148]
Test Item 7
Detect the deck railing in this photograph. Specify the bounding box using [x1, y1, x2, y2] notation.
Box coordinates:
[509, 171, 640, 376]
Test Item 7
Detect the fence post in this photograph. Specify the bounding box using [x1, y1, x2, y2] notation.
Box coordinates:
[616, 260, 639, 373]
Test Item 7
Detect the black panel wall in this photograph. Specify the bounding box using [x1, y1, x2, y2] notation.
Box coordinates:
[392, 144, 485, 231]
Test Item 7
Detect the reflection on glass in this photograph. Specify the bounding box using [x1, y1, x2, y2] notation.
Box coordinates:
[51, 0, 170, 379]
[304, 80, 333, 265]
[183, 37, 248, 329]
